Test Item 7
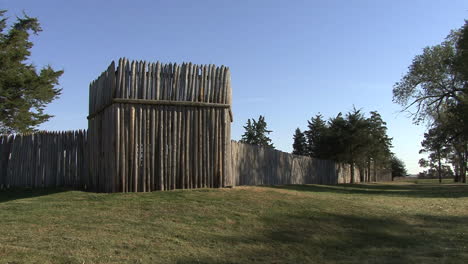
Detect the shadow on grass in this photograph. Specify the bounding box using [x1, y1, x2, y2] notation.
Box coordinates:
[266, 183, 468, 199]
[0, 188, 67, 203]
[175, 211, 468, 264]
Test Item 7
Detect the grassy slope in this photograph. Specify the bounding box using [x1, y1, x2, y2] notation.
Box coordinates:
[0, 179, 467, 264]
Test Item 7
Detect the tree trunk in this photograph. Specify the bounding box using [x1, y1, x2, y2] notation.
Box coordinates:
[455, 149, 463, 182]
[437, 149, 442, 184]
[373, 162, 377, 182]
[367, 158, 371, 182]
[359, 165, 364, 182]
[463, 144, 467, 183]
[350, 162, 355, 184]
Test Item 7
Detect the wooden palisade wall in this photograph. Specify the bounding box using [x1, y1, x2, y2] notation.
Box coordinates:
[88, 59, 233, 192]
[231, 141, 392, 186]
[0, 131, 88, 189]
[0, 59, 392, 191]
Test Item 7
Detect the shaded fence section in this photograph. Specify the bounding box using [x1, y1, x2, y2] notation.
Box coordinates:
[88, 59, 232, 192]
[231, 141, 391, 186]
[0, 131, 88, 189]
[0, 134, 390, 190]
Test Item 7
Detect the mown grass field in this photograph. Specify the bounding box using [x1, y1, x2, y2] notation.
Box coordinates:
[0, 179, 467, 264]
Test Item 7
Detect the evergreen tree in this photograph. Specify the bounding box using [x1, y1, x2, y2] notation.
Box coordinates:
[341, 108, 371, 183]
[0, 10, 63, 134]
[304, 109, 393, 183]
[305, 114, 329, 158]
[391, 156, 408, 178]
[240, 115, 274, 148]
[253, 115, 274, 148]
[292, 128, 307, 156]
[240, 119, 255, 145]
[365, 111, 393, 181]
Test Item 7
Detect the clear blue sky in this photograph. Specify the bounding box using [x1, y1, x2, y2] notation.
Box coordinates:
[2, 0, 467, 174]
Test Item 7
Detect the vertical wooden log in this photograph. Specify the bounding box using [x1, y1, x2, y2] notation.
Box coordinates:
[216, 108, 222, 187]
[8, 135, 14, 187]
[53, 132, 58, 187]
[186, 107, 191, 189]
[155, 62, 161, 100]
[141, 61, 147, 100]
[179, 106, 185, 189]
[150, 106, 156, 191]
[136, 106, 141, 192]
[213, 107, 219, 187]
[116, 58, 123, 99]
[23, 134, 29, 187]
[207, 108, 212, 188]
[190, 65, 197, 189]
[69, 131, 73, 188]
[148, 63, 154, 100]
[145, 106, 150, 192]
[165, 105, 170, 190]
[169, 106, 175, 189]
[16, 134, 23, 187]
[193, 65, 200, 103]
[203, 95, 209, 187]
[173, 67, 182, 189]
[185, 68, 192, 188]
[6, 135, 11, 187]
[76, 131, 81, 189]
[159, 106, 165, 190]
[120, 104, 126, 192]
[198, 106, 203, 188]
[213, 67, 219, 105]
[56, 132, 60, 188]
[24, 135, 29, 187]
[194, 107, 199, 188]
[220, 108, 226, 187]
[130, 61, 136, 99]
[115, 106, 121, 192]
[166, 64, 172, 100]
[145, 105, 150, 192]
[226, 68, 233, 186]
[206, 65, 212, 103]
[173, 64, 180, 101]
[129, 106, 135, 192]
[141, 106, 146, 192]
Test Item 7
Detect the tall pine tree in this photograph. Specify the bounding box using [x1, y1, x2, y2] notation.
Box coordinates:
[292, 128, 307, 155]
[0, 10, 63, 134]
[305, 114, 329, 159]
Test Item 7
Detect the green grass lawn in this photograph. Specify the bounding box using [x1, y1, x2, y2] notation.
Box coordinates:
[0, 180, 467, 264]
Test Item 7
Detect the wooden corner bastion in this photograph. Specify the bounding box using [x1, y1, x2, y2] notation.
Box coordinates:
[87, 59, 233, 192]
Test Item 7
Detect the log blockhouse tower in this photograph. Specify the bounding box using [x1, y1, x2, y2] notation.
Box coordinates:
[87, 59, 233, 192]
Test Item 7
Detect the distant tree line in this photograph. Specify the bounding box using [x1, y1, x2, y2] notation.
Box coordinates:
[393, 21, 468, 183]
[292, 108, 404, 183]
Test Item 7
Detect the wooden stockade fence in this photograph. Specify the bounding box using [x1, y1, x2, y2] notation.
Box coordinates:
[88, 58, 232, 192]
[0, 59, 392, 192]
[231, 141, 392, 185]
[0, 131, 88, 189]
[0, 133, 390, 190]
